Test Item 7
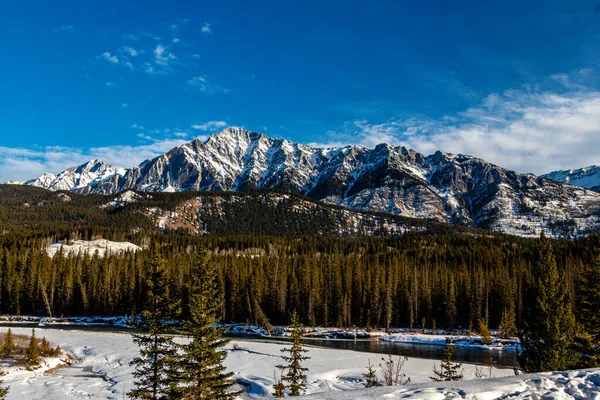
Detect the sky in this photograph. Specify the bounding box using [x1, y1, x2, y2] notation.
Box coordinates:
[1, 0, 600, 181]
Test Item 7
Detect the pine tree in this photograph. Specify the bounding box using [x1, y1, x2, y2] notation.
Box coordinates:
[25, 329, 40, 366]
[518, 234, 577, 372]
[128, 253, 181, 400]
[574, 250, 600, 367]
[430, 344, 463, 381]
[0, 375, 8, 399]
[276, 311, 310, 396]
[499, 305, 517, 338]
[179, 251, 238, 399]
[362, 359, 379, 388]
[2, 329, 15, 357]
[478, 319, 492, 346]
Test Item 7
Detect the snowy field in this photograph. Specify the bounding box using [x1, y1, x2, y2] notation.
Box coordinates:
[0, 327, 597, 399]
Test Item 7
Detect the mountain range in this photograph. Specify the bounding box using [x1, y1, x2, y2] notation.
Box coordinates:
[8, 127, 600, 238]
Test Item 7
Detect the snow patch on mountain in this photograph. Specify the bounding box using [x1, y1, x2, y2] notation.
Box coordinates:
[12, 128, 600, 238]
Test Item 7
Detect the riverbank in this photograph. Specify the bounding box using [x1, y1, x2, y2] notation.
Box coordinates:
[0, 327, 516, 399]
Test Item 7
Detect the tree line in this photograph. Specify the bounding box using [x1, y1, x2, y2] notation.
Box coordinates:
[0, 230, 598, 335]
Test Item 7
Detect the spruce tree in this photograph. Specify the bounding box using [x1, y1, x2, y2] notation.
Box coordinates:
[478, 319, 492, 346]
[0, 375, 8, 399]
[2, 329, 15, 357]
[128, 253, 181, 400]
[430, 344, 463, 382]
[574, 250, 600, 367]
[518, 234, 577, 372]
[362, 359, 379, 388]
[499, 305, 517, 339]
[25, 329, 40, 366]
[179, 251, 238, 399]
[276, 311, 310, 396]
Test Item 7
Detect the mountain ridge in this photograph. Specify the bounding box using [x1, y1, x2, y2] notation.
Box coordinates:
[8, 127, 600, 238]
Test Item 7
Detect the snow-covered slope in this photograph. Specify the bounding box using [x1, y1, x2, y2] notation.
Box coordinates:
[542, 166, 600, 192]
[13, 128, 600, 237]
[24, 159, 126, 193]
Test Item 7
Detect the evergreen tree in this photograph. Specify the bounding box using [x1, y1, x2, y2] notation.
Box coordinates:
[2, 329, 15, 357]
[518, 234, 577, 372]
[478, 319, 492, 345]
[362, 359, 379, 388]
[276, 311, 310, 396]
[179, 251, 238, 399]
[574, 250, 600, 367]
[128, 253, 181, 400]
[25, 329, 40, 366]
[430, 344, 463, 381]
[499, 305, 517, 338]
[0, 375, 8, 399]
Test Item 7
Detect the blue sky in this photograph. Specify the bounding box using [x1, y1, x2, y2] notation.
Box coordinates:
[1, 0, 600, 180]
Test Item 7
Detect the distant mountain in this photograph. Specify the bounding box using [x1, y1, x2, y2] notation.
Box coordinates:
[542, 166, 600, 193]
[22, 159, 126, 193]
[9, 127, 600, 238]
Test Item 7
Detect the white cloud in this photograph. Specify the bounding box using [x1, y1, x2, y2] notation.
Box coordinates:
[121, 103, 128, 108]
[191, 120, 228, 131]
[122, 46, 139, 57]
[101, 52, 119, 64]
[0, 137, 187, 182]
[122, 33, 139, 41]
[316, 79, 600, 174]
[154, 44, 177, 68]
[173, 131, 188, 138]
[191, 53, 200, 59]
[105, 81, 118, 87]
[55, 25, 74, 32]
[172, 38, 180, 44]
[201, 23, 212, 35]
[186, 76, 230, 94]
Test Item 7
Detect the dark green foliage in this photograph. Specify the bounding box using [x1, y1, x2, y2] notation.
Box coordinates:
[276, 311, 310, 396]
[573, 250, 600, 367]
[128, 253, 181, 400]
[430, 345, 463, 382]
[25, 329, 40, 366]
[518, 234, 577, 372]
[362, 359, 379, 388]
[0, 377, 8, 399]
[178, 251, 238, 399]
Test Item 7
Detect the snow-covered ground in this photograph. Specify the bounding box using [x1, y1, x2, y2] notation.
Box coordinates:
[2, 327, 517, 399]
[46, 239, 141, 258]
[2, 327, 596, 399]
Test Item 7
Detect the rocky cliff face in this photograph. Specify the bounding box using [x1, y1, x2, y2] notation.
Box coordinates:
[13, 127, 600, 237]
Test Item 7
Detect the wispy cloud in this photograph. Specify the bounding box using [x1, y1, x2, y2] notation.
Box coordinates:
[191, 120, 228, 131]
[121, 103, 128, 108]
[105, 81, 118, 87]
[172, 38, 180, 44]
[100, 52, 119, 64]
[314, 72, 600, 174]
[186, 76, 229, 94]
[121, 46, 139, 57]
[122, 33, 139, 41]
[201, 23, 212, 35]
[55, 25, 74, 32]
[0, 137, 188, 182]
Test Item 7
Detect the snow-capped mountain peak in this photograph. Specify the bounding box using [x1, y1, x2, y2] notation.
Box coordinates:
[24, 160, 127, 192]
[9, 128, 600, 238]
[542, 166, 600, 192]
